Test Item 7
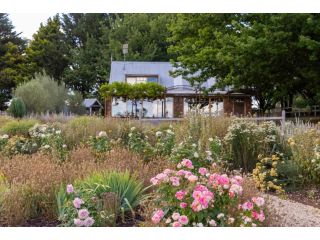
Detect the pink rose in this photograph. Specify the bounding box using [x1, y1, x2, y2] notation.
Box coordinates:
[78, 209, 89, 219]
[188, 175, 198, 182]
[152, 209, 165, 224]
[180, 202, 187, 208]
[172, 212, 180, 221]
[252, 197, 265, 207]
[175, 190, 187, 200]
[242, 201, 254, 211]
[198, 167, 208, 176]
[178, 215, 189, 225]
[172, 221, 182, 227]
[73, 197, 84, 209]
[74, 218, 84, 227]
[66, 184, 74, 194]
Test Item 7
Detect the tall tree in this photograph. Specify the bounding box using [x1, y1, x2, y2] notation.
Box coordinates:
[60, 13, 114, 97]
[108, 14, 175, 61]
[0, 13, 28, 110]
[26, 15, 69, 81]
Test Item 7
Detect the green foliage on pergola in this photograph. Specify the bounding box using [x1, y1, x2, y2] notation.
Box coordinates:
[99, 82, 165, 101]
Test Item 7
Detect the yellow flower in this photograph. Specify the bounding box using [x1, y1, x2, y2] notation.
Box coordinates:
[270, 168, 277, 177]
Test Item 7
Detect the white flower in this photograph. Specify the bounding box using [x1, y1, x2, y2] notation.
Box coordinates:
[32, 143, 38, 147]
[166, 129, 174, 135]
[55, 130, 61, 135]
[41, 134, 46, 138]
[128, 133, 132, 137]
[194, 152, 199, 158]
[130, 127, 136, 131]
[208, 138, 214, 142]
[1, 134, 9, 139]
[156, 131, 162, 137]
[208, 219, 217, 226]
[312, 159, 316, 163]
[44, 144, 50, 149]
[228, 218, 235, 224]
[98, 131, 107, 137]
[196, 223, 204, 227]
[62, 144, 67, 148]
[192, 143, 197, 147]
[217, 213, 225, 219]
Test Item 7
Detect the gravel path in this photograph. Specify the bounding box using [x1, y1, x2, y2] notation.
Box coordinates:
[264, 194, 320, 227]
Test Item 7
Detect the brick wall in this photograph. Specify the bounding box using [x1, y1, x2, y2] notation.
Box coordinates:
[104, 98, 112, 118]
[173, 97, 184, 118]
[223, 96, 252, 116]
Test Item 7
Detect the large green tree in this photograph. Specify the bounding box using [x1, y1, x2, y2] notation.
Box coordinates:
[26, 15, 69, 81]
[168, 14, 320, 113]
[60, 13, 113, 97]
[0, 13, 28, 110]
[109, 14, 175, 61]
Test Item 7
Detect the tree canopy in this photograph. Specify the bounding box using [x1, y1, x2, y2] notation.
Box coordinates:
[168, 13, 320, 112]
[0, 13, 29, 110]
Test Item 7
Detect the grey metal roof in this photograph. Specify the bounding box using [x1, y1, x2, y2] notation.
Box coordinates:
[83, 98, 102, 108]
[109, 61, 218, 90]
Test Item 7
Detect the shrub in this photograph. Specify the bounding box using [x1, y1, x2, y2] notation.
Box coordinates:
[154, 127, 175, 157]
[288, 129, 320, 184]
[29, 124, 68, 162]
[8, 98, 26, 118]
[0, 119, 38, 137]
[224, 119, 280, 173]
[57, 171, 146, 227]
[14, 73, 67, 114]
[149, 159, 266, 227]
[253, 154, 285, 194]
[0, 134, 9, 151]
[88, 131, 112, 161]
[127, 127, 155, 161]
[2, 136, 38, 157]
[173, 113, 233, 152]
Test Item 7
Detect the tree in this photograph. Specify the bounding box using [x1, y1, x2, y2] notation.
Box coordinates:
[60, 13, 114, 97]
[168, 14, 320, 113]
[14, 72, 67, 114]
[0, 13, 28, 110]
[26, 15, 69, 81]
[8, 97, 26, 118]
[109, 14, 175, 61]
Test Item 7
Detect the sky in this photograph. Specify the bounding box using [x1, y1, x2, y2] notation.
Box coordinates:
[9, 13, 55, 40]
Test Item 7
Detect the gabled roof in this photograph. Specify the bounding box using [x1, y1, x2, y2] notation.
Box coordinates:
[83, 98, 102, 108]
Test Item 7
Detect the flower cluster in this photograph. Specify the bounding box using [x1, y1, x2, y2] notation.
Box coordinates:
[150, 159, 265, 227]
[252, 154, 285, 194]
[62, 184, 95, 227]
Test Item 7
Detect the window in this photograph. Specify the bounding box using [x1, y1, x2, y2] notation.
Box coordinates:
[126, 75, 158, 84]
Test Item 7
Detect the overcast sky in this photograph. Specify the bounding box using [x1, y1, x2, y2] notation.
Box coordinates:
[9, 13, 55, 40]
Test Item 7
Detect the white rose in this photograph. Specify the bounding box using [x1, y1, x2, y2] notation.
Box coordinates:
[98, 131, 107, 137]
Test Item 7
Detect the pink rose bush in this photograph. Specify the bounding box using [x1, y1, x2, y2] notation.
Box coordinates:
[150, 159, 265, 227]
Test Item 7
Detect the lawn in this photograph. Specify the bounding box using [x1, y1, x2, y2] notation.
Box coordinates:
[0, 113, 319, 227]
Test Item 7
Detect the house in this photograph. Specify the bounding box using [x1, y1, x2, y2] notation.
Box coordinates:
[105, 61, 252, 118]
[83, 98, 103, 116]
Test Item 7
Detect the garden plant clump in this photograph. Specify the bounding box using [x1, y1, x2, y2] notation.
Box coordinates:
[150, 159, 266, 227]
